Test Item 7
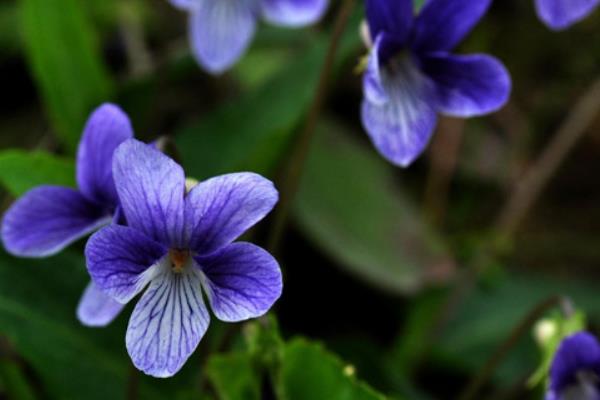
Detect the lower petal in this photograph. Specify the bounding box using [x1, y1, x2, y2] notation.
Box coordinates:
[420, 53, 511, 118]
[196, 242, 282, 322]
[360, 58, 438, 167]
[535, 0, 599, 30]
[85, 225, 168, 303]
[77, 282, 125, 327]
[189, 0, 257, 74]
[126, 268, 209, 378]
[260, 0, 328, 27]
[1, 186, 109, 257]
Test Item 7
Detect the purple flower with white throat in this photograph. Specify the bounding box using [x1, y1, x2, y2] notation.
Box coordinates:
[169, 0, 328, 74]
[361, 0, 511, 167]
[1, 103, 136, 327]
[535, 0, 599, 30]
[85, 139, 282, 378]
[547, 331, 600, 400]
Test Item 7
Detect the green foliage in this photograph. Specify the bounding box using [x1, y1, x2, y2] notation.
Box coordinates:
[206, 352, 261, 400]
[19, 0, 113, 152]
[0, 359, 36, 400]
[294, 120, 452, 293]
[0, 150, 75, 197]
[279, 339, 386, 400]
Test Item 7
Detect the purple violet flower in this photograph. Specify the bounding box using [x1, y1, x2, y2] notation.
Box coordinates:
[85, 139, 282, 377]
[535, 0, 599, 30]
[0, 103, 137, 327]
[547, 331, 600, 400]
[361, 0, 511, 167]
[168, 0, 328, 74]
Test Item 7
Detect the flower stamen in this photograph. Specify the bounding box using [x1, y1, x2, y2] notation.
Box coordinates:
[169, 249, 190, 273]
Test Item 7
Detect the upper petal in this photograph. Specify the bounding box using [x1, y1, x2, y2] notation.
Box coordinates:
[196, 242, 282, 322]
[365, 0, 413, 44]
[185, 173, 278, 255]
[411, 0, 492, 53]
[126, 267, 209, 378]
[77, 103, 134, 207]
[260, 0, 328, 27]
[420, 53, 511, 117]
[549, 332, 600, 393]
[189, 0, 257, 74]
[77, 282, 125, 327]
[2, 186, 109, 257]
[113, 139, 186, 247]
[361, 57, 438, 167]
[535, 0, 599, 30]
[85, 224, 168, 303]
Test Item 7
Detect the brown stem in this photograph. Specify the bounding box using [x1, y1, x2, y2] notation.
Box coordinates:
[266, 0, 356, 252]
[458, 296, 570, 400]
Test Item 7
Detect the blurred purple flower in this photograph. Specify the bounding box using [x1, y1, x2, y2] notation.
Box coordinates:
[86, 139, 282, 377]
[546, 331, 600, 400]
[535, 0, 599, 30]
[1, 103, 134, 327]
[169, 0, 328, 74]
[361, 0, 511, 167]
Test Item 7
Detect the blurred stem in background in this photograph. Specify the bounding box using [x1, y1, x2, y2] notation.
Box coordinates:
[118, 0, 152, 78]
[267, 0, 356, 253]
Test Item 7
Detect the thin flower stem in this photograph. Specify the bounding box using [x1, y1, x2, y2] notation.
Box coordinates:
[267, 0, 356, 253]
[457, 295, 570, 400]
[126, 364, 139, 400]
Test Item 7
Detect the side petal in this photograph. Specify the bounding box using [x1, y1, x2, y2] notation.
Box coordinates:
[411, 0, 492, 53]
[126, 268, 209, 378]
[420, 53, 511, 117]
[113, 139, 186, 247]
[185, 173, 278, 255]
[196, 242, 282, 322]
[360, 58, 438, 167]
[549, 332, 600, 393]
[363, 34, 388, 104]
[189, 0, 257, 74]
[77, 103, 134, 207]
[2, 186, 109, 257]
[168, 0, 196, 11]
[535, 0, 599, 30]
[85, 225, 168, 303]
[260, 0, 328, 27]
[77, 282, 125, 327]
[365, 0, 413, 43]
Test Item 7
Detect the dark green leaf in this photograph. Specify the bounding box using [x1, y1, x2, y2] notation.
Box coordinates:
[206, 352, 260, 400]
[20, 0, 113, 152]
[293, 120, 454, 294]
[0, 150, 75, 197]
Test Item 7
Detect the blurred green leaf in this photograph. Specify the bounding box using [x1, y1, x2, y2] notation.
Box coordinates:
[293, 120, 454, 294]
[206, 352, 260, 400]
[0, 150, 75, 197]
[0, 359, 36, 400]
[20, 0, 113, 152]
[0, 3, 20, 56]
[176, 13, 362, 180]
[279, 338, 386, 400]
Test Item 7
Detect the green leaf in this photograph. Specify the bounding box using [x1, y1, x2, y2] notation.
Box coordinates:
[0, 150, 75, 197]
[293, 120, 453, 294]
[206, 352, 261, 400]
[175, 13, 362, 180]
[279, 338, 386, 400]
[0, 359, 36, 400]
[20, 0, 113, 152]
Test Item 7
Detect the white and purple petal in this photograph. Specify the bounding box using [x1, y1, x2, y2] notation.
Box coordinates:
[411, 0, 493, 53]
[77, 282, 125, 327]
[361, 57, 438, 167]
[189, 0, 257, 74]
[126, 266, 209, 378]
[86, 225, 167, 303]
[419, 53, 511, 117]
[260, 0, 328, 27]
[535, 0, 599, 30]
[77, 103, 134, 207]
[196, 242, 282, 322]
[363, 34, 389, 105]
[365, 0, 413, 45]
[2, 186, 110, 257]
[185, 173, 278, 255]
[113, 139, 186, 247]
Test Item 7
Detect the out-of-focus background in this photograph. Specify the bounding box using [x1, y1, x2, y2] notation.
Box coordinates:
[0, 0, 599, 399]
